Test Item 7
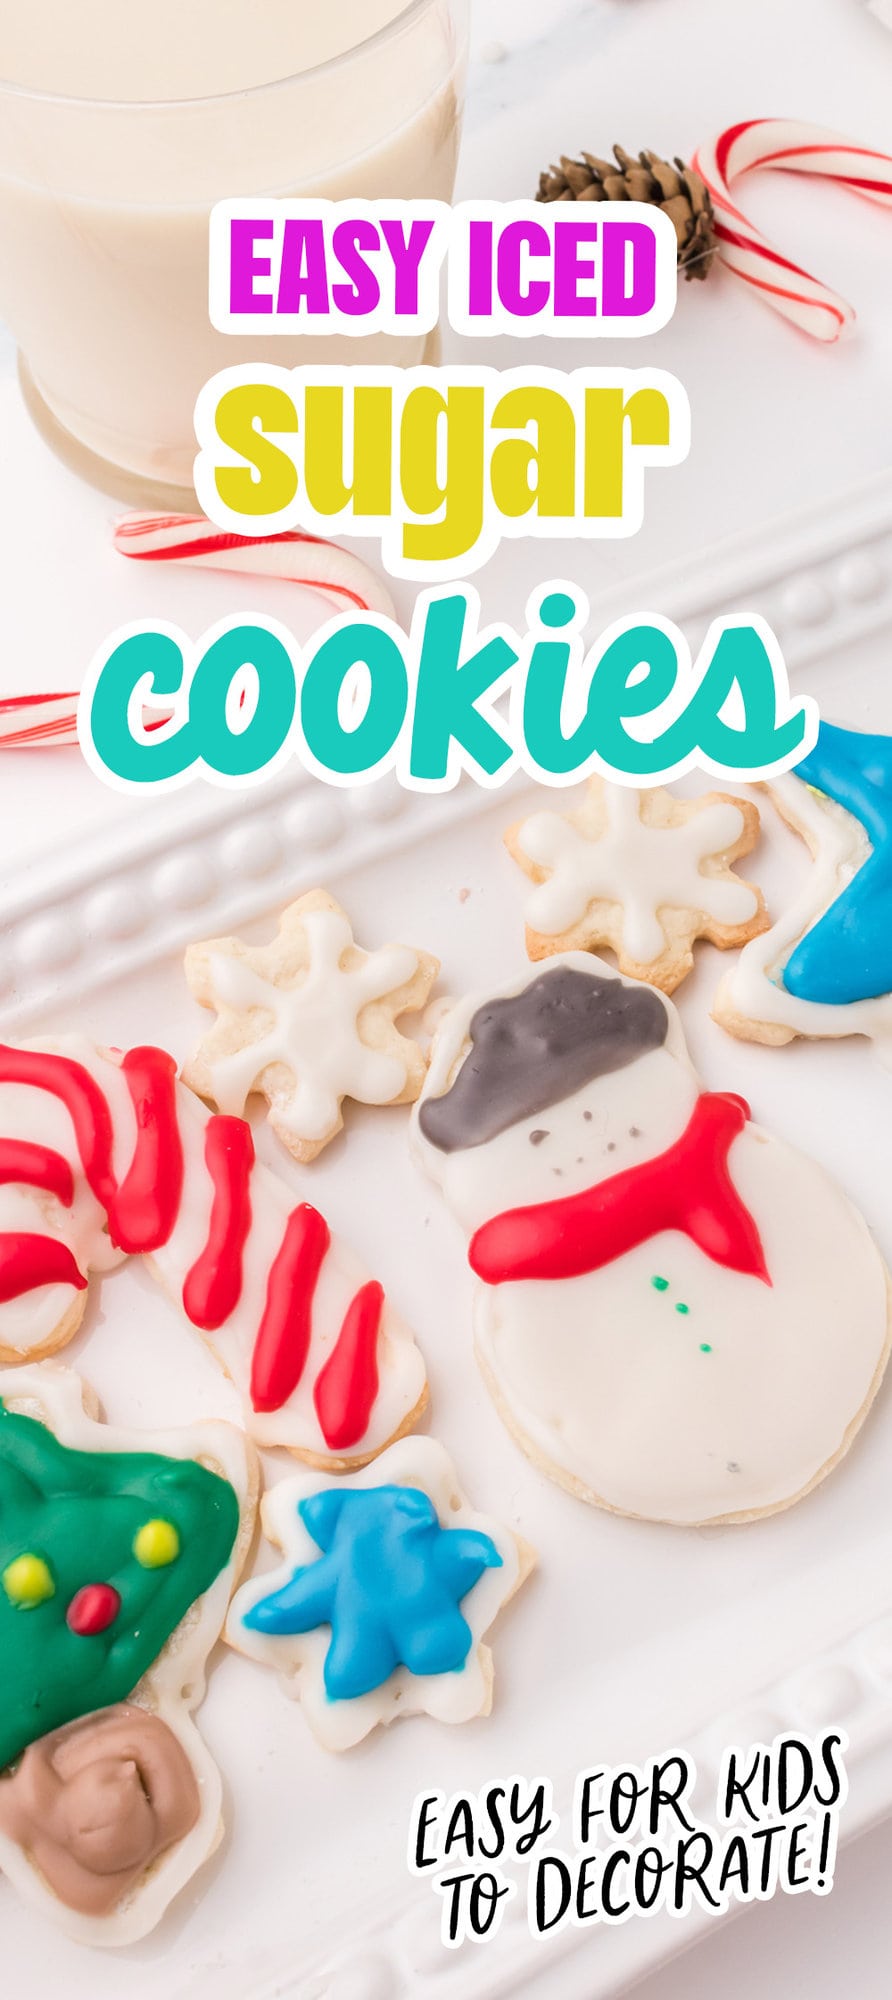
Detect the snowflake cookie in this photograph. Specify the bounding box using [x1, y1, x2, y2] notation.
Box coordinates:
[505, 778, 768, 993]
[183, 890, 439, 1162]
[226, 1438, 532, 1751]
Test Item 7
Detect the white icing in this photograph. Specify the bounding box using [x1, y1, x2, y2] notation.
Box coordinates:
[202, 908, 420, 1140]
[0, 1363, 251, 1946]
[226, 1437, 524, 1751]
[717, 775, 892, 1045]
[0, 1039, 427, 1462]
[412, 953, 891, 1525]
[516, 786, 758, 960]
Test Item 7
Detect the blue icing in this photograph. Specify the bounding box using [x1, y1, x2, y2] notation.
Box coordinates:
[242, 1483, 503, 1701]
[784, 721, 892, 1005]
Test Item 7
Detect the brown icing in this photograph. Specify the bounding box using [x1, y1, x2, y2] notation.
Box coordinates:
[0, 1704, 200, 1917]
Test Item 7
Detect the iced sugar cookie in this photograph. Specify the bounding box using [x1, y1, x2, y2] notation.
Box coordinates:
[413, 955, 891, 1527]
[0, 1038, 428, 1465]
[226, 1438, 531, 1751]
[0, 1364, 253, 1945]
[715, 721, 892, 1050]
[184, 890, 439, 1162]
[505, 778, 767, 992]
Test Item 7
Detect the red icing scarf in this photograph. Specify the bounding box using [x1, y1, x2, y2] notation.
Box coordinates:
[469, 1092, 770, 1287]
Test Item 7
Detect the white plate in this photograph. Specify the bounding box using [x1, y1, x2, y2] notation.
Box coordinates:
[2, 476, 892, 1999]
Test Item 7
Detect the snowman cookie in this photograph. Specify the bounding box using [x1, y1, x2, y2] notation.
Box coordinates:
[505, 778, 767, 993]
[715, 721, 892, 1052]
[226, 1438, 531, 1752]
[413, 954, 892, 1526]
[184, 890, 438, 1162]
[0, 1363, 254, 1945]
[0, 1036, 428, 1466]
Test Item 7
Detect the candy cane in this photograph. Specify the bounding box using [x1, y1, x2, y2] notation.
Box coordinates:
[0, 692, 80, 748]
[113, 512, 395, 617]
[0, 1038, 427, 1464]
[692, 119, 892, 339]
[0, 515, 393, 748]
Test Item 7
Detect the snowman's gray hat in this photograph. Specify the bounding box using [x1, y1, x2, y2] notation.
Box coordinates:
[419, 963, 668, 1154]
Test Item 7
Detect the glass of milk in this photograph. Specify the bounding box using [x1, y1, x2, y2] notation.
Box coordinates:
[0, 0, 469, 498]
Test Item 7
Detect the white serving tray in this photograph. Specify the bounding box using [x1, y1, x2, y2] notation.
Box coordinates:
[2, 573, 892, 2000]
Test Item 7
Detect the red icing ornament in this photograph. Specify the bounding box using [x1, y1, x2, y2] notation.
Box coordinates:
[250, 1204, 331, 1414]
[182, 1116, 254, 1331]
[313, 1280, 383, 1451]
[66, 1583, 122, 1636]
[469, 1092, 770, 1287]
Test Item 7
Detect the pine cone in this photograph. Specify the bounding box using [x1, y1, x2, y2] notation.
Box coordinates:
[536, 144, 717, 281]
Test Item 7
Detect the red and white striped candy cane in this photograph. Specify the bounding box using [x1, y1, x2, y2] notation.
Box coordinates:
[693, 119, 892, 339]
[0, 1038, 427, 1464]
[113, 512, 395, 616]
[0, 514, 393, 747]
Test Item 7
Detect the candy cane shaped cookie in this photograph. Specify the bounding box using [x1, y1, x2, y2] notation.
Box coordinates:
[0, 1038, 427, 1465]
[693, 119, 892, 339]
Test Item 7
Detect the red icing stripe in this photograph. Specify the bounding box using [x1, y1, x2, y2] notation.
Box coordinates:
[110, 1048, 184, 1252]
[0, 1233, 87, 1302]
[0, 1045, 116, 1207]
[0, 1140, 74, 1206]
[183, 1116, 254, 1331]
[250, 1204, 330, 1414]
[0, 1043, 183, 1252]
[313, 1281, 383, 1452]
[470, 1092, 770, 1287]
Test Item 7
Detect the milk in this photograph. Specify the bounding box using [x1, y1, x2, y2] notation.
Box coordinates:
[0, 0, 466, 490]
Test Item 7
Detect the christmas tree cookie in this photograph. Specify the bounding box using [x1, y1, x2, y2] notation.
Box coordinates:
[413, 954, 892, 1526]
[0, 1365, 254, 1945]
[505, 778, 767, 993]
[226, 1438, 532, 1752]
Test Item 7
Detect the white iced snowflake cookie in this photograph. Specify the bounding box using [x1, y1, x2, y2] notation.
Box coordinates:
[412, 954, 892, 1527]
[226, 1437, 531, 1752]
[715, 721, 892, 1052]
[0, 1037, 428, 1466]
[184, 889, 439, 1162]
[0, 1363, 255, 1946]
[505, 778, 767, 993]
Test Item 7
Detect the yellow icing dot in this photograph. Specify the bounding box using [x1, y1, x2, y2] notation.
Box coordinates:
[133, 1518, 181, 1569]
[2, 1554, 54, 1608]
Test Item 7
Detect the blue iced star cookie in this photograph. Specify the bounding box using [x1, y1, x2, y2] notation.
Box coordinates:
[784, 721, 892, 1006]
[241, 1483, 503, 1701]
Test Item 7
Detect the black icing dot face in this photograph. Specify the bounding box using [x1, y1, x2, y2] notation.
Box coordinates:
[629, 1126, 641, 1139]
[607, 1142, 616, 1153]
[529, 1129, 549, 1147]
[583, 1110, 592, 1122]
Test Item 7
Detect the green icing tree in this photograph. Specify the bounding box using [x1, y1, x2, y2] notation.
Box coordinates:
[0, 1401, 239, 1769]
